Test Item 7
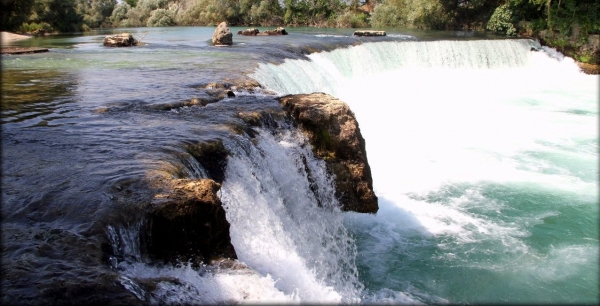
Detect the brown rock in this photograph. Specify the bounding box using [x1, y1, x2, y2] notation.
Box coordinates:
[148, 179, 236, 265]
[257, 27, 288, 36]
[237, 28, 260, 36]
[578, 62, 600, 75]
[103, 33, 138, 47]
[212, 22, 233, 46]
[353, 30, 386, 37]
[278, 93, 378, 213]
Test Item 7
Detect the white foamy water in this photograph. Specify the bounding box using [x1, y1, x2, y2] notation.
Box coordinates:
[220, 128, 364, 303]
[251, 39, 599, 303]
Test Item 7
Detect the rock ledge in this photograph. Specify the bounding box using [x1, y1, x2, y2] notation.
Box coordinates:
[278, 93, 378, 213]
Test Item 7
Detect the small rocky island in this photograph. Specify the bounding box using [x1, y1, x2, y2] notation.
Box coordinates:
[354, 30, 386, 36]
[103, 33, 139, 47]
[238, 27, 288, 36]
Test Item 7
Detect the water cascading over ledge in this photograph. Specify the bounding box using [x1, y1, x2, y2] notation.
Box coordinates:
[103, 90, 378, 303]
[249, 38, 598, 304]
[249, 39, 544, 95]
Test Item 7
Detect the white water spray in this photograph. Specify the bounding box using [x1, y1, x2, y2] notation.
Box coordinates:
[220, 128, 364, 303]
[251, 39, 599, 303]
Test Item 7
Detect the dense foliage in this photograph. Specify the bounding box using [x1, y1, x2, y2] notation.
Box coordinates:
[3, 0, 596, 34]
[1, 0, 115, 33]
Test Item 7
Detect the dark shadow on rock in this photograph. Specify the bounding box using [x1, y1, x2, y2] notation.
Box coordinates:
[147, 179, 236, 266]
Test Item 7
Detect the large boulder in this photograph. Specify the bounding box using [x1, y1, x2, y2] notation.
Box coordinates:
[278, 93, 378, 213]
[103, 33, 139, 47]
[148, 179, 236, 265]
[212, 22, 233, 46]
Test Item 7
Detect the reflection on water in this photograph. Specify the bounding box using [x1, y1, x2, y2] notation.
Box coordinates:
[1, 69, 77, 126]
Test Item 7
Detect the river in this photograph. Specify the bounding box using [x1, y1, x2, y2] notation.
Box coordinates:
[2, 26, 598, 304]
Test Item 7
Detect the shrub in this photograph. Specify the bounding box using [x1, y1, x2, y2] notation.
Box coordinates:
[371, 0, 452, 29]
[486, 3, 517, 36]
[370, 1, 403, 28]
[334, 11, 369, 28]
[146, 8, 175, 27]
[110, 2, 131, 27]
[19, 22, 53, 34]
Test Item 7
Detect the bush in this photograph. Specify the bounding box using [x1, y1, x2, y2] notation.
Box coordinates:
[371, 0, 452, 29]
[110, 2, 131, 27]
[334, 11, 369, 28]
[146, 8, 175, 27]
[370, 2, 402, 28]
[486, 3, 517, 36]
[19, 22, 53, 34]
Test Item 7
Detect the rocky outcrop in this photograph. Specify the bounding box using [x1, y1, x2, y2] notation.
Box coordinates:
[148, 179, 236, 265]
[577, 62, 600, 74]
[103, 33, 139, 47]
[278, 93, 378, 213]
[354, 30, 386, 37]
[258, 27, 288, 35]
[237, 28, 259, 36]
[212, 22, 233, 46]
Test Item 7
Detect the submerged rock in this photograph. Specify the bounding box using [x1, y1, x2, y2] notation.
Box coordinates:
[278, 93, 378, 213]
[212, 22, 233, 46]
[353, 30, 386, 37]
[103, 33, 139, 47]
[148, 179, 236, 265]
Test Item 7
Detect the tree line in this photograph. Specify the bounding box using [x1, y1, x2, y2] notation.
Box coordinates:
[1, 0, 598, 61]
[2, 0, 597, 34]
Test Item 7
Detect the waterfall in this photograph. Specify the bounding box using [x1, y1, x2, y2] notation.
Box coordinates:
[220, 128, 364, 303]
[250, 38, 598, 304]
[111, 126, 365, 304]
[249, 39, 568, 96]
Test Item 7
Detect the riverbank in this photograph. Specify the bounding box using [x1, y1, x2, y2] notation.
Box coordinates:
[1, 31, 32, 45]
[1, 32, 48, 55]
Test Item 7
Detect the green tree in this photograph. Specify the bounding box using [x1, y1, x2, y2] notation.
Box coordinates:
[0, 0, 36, 31]
[123, 0, 137, 7]
[146, 8, 174, 26]
[371, 0, 452, 29]
[110, 2, 130, 26]
[32, 0, 83, 32]
[80, 0, 116, 28]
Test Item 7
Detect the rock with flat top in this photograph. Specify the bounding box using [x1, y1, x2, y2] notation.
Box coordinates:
[103, 33, 138, 47]
[212, 22, 233, 46]
[354, 30, 386, 37]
